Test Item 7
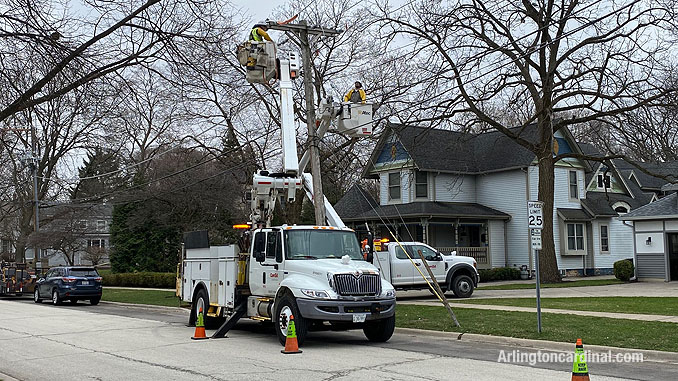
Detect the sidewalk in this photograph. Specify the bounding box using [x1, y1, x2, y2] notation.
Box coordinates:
[399, 300, 678, 323]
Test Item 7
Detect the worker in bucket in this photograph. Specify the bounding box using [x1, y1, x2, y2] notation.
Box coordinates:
[344, 81, 366, 104]
[249, 21, 273, 42]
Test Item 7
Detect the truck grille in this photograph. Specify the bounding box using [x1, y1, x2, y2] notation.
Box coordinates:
[333, 273, 381, 296]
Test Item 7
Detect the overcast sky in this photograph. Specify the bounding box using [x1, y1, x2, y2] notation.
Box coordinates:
[232, 0, 288, 24]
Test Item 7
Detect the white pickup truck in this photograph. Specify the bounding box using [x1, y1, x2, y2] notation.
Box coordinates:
[372, 242, 480, 298]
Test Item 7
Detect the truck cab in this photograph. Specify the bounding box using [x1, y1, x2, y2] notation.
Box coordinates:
[373, 242, 480, 298]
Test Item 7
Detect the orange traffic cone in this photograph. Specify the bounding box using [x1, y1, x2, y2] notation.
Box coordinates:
[281, 314, 302, 354]
[571, 338, 590, 381]
[191, 307, 208, 340]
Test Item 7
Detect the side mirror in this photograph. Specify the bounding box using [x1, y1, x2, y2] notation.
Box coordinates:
[366, 232, 374, 263]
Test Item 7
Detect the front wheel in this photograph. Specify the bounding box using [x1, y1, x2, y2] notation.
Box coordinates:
[452, 275, 474, 298]
[363, 314, 396, 342]
[274, 294, 307, 346]
[190, 288, 218, 328]
[33, 288, 42, 303]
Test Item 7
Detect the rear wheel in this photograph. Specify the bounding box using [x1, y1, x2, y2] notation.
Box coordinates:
[33, 288, 41, 303]
[51, 289, 61, 306]
[363, 315, 396, 342]
[274, 294, 307, 346]
[90, 297, 100, 306]
[452, 275, 474, 298]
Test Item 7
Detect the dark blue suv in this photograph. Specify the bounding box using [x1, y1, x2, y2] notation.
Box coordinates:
[34, 267, 103, 305]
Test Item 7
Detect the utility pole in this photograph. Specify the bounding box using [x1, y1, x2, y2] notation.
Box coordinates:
[267, 20, 342, 225]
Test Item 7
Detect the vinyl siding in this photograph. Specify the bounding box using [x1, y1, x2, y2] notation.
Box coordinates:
[592, 218, 634, 269]
[476, 170, 529, 268]
[488, 220, 506, 268]
[380, 172, 388, 205]
[401, 169, 412, 204]
[433, 174, 476, 203]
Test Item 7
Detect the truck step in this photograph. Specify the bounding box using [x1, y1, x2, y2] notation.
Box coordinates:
[250, 316, 271, 321]
[211, 303, 246, 339]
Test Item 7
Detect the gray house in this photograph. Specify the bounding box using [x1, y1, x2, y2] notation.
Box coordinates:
[336, 124, 660, 276]
[620, 193, 678, 281]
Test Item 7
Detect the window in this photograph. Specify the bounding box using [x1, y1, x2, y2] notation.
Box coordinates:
[569, 171, 578, 199]
[388, 172, 401, 200]
[567, 223, 585, 251]
[1, 239, 11, 254]
[612, 201, 630, 215]
[88, 239, 106, 248]
[266, 231, 279, 259]
[415, 171, 428, 198]
[394, 246, 409, 260]
[410, 245, 439, 261]
[600, 224, 609, 252]
[97, 220, 106, 231]
[77, 220, 87, 229]
[597, 174, 611, 189]
[615, 206, 628, 214]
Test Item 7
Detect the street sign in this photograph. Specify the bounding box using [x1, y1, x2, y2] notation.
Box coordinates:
[530, 229, 542, 250]
[527, 201, 544, 229]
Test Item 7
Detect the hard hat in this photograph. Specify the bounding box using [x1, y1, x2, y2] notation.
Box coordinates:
[254, 20, 268, 28]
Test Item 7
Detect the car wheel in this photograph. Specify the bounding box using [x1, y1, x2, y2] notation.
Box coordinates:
[90, 297, 100, 306]
[33, 288, 41, 304]
[274, 293, 307, 346]
[363, 314, 396, 342]
[52, 289, 62, 305]
[452, 275, 474, 298]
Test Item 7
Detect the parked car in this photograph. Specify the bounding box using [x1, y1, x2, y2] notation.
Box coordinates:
[34, 267, 102, 305]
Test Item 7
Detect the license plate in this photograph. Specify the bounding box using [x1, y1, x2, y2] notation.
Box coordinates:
[352, 313, 367, 323]
[81, 280, 89, 285]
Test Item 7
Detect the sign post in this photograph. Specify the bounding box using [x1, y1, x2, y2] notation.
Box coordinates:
[527, 201, 544, 333]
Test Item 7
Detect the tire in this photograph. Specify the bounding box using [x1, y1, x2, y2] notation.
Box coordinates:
[33, 288, 42, 303]
[451, 275, 474, 298]
[191, 288, 217, 328]
[274, 293, 307, 346]
[52, 289, 62, 306]
[90, 297, 100, 306]
[363, 314, 396, 342]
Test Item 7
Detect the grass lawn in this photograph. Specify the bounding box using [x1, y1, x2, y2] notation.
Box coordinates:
[450, 297, 678, 316]
[102, 288, 181, 307]
[396, 304, 678, 352]
[478, 278, 624, 290]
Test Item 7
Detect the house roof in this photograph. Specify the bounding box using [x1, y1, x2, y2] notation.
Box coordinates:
[619, 193, 678, 220]
[614, 160, 678, 190]
[339, 200, 510, 222]
[557, 208, 593, 221]
[333, 184, 379, 220]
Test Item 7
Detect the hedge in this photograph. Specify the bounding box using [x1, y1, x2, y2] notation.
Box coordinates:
[102, 272, 176, 289]
[478, 267, 522, 282]
[613, 259, 634, 282]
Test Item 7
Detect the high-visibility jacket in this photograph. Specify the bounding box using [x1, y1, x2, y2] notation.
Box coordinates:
[344, 88, 366, 103]
[250, 27, 272, 42]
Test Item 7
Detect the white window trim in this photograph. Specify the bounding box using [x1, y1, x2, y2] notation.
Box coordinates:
[611, 201, 630, 215]
[564, 222, 587, 255]
[596, 173, 612, 190]
[568, 170, 579, 202]
[387, 171, 401, 203]
[599, 223, 610, 254]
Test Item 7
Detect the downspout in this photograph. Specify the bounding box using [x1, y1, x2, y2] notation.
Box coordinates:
[504, 219, 509, 267]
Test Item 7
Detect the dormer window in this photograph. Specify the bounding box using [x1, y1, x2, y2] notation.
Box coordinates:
[612, 201, 630, 215]
[388, 172, 401, 201]
[597, 174, 611, 189]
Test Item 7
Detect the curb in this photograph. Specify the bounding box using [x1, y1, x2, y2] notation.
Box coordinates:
[0, 371, 19, 381]
[100, 300, 190, 313]
[395, 327, 678, 364]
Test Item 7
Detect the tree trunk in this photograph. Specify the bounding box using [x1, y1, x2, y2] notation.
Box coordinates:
[537, 149, 562, 283]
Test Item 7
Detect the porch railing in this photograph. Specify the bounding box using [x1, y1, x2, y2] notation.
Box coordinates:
[434, 246, 488, 264]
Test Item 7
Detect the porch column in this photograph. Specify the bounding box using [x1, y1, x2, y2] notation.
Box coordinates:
[454, 219, 460, 246]
[420, 217, 429, 244]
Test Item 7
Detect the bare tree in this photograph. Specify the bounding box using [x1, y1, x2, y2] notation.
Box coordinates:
[378, 0, 678, 282]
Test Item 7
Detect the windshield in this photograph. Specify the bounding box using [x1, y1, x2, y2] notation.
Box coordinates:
[69, 268, 99, 277]
[284, 230, 363, 260]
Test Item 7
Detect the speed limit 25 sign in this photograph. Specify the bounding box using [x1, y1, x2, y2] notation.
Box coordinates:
[527, 201, 544, 229]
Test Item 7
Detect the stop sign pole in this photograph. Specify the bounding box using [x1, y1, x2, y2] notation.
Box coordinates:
[527, 201, 544, 333]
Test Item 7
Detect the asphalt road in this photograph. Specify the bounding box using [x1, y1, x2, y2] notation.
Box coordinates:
[1, 296, 676, 380]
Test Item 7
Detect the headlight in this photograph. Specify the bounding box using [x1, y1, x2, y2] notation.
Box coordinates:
[301, 289, 329, 298]
[381, 289, 396, 298]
